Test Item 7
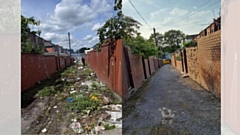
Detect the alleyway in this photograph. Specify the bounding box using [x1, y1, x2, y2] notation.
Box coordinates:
[123, 64, 220, 135]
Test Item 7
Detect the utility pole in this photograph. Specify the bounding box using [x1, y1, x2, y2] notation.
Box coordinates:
[153, 28, 158, 47]
[68, 32, 72, 57]
[153, 27, 160, 58]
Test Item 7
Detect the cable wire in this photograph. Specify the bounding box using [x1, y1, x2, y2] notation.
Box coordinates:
[128, 0, 152, 29]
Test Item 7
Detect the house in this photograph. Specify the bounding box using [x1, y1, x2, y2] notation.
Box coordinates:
[195, 17, 221, 41]
[29, 33, 46, 51]
[185, 34, 198, 43]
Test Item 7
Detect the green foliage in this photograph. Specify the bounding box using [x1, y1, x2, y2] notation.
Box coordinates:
[97, 0, 141, 50]
[104, 124, 116, 130]
[183, 40, 197, 47]
[76, 47, 90, 53]
[176, 56, 182, 61]
[21, 38, 45, 53]
[21, 15, 45, 53]
[38, 86, 57, 97]
[125, 35, 158, 59]
[21, 15, 41, 43]
[162, 45, 181, 53]
[164, 30, 185, 47]
[66, 94, 101, 113]
[148, 32, 164, 48]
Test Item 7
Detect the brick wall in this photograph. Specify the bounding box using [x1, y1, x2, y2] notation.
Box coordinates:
[21, 54, 72, 91]
[149, 56, 155, 75]
[84, 39, 123, 97]
[171, 54, 176, 68]
[173, 30, 221, 97]
[125, 46, 145, 92]
[154, 58, 159, 70]
[198, 30, 221, 97]
[176, 60, 182, 72]
[144, 59, 150, 78]
[186, 47, 200, 83]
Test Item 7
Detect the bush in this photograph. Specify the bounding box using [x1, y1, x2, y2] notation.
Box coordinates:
[124, 35, 158, 59]
[183, 40, 197, 47]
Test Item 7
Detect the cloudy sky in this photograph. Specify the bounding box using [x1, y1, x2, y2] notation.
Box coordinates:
[123, 0, 221, 39]
[22, 0, 115, 51]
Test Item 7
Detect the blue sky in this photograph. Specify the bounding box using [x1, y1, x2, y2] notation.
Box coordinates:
[22, 0, 115, 51]
[123, 0, 221, 38]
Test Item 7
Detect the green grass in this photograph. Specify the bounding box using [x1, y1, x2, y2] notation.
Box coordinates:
[66, 94, 101, 113]
[104, 124, 116, 130]
[38, 86, 57, 97]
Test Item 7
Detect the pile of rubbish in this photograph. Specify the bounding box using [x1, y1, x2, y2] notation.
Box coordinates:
[35, 62, 122, 135]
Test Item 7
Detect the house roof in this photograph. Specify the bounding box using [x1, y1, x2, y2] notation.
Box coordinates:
[44, 41, 54, 47]
[187, 34, 198, 39]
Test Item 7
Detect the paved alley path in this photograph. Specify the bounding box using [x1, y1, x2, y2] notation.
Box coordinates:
[123, 64, 220, 135]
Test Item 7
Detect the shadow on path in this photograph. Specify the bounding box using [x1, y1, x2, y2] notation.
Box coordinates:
[123, 64, 220, 135]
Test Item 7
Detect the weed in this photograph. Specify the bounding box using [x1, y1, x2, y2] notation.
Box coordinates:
[104, 124, 116, 130]
[38, 86, 57, 97]
[66, 94, 101, 113]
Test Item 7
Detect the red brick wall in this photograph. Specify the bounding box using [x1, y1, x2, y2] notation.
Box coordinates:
[21, 54, 72, 91]
[144, 59, 150, 78]
[21, 54, 56, 91]
[122, 49, 131, 102]
[149, 56, 155, 74]
[154, 58, 159, 70]
[125, 46, 145, 92]
[46, 48, 53, 52]
[198, 30, 221, 97]
[85, 39, 123, 97]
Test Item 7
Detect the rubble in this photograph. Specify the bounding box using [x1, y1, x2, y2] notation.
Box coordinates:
[22, 63, 122, 135]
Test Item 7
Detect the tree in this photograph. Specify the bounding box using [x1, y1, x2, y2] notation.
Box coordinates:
[97, 0, 142, 50]
[21, 15, 41, 43]
[163, 30, 185, 52]
[76, 47, 90, 53]
[125, 34, 158, 59]
[21, 15, 44, 53]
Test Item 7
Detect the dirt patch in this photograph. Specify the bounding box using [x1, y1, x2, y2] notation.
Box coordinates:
[21, 63, 122, 135]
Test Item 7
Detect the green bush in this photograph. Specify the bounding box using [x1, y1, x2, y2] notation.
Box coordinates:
[176, 56, 182, 61]
[183, 40, 197, 47]
[124, 35, 158, 59]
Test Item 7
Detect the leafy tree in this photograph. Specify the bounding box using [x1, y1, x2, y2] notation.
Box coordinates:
[97, 0, 142, 50]
[21, 15, 44, 53]
[163, 29, 185, 52]
[148, 32, 164, 47]
[21, 15, 41, 43]
[76, 47, 90, 53]
[124, 34, 158, 59]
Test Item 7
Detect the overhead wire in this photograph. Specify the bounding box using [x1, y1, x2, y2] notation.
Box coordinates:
[128, 0, 152, 29]
[164, 0, 220, 27]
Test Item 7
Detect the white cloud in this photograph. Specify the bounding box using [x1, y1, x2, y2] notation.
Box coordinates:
[40, 0, 112, 33]
[150, 8, 167, 19]
[83, 35, 93, 41]
[170, 8, 188, 16]
[88, 36, 99, 44]
[189, 10, 211, 19]
[92, 23, 102, 31]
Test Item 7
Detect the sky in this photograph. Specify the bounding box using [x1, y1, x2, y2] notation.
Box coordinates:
[123, 0, 221, 39]
[21, 0, 116, 51]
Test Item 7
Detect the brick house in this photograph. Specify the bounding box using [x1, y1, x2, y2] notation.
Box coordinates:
[195, 17, 221, 41]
